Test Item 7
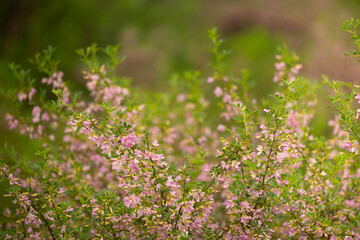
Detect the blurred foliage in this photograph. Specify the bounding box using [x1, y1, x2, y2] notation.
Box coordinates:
[1, 0, 360, 155]
[0, 0, 202, 88]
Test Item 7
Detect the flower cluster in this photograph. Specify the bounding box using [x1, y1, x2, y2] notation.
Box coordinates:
[1, 24, 360, 240]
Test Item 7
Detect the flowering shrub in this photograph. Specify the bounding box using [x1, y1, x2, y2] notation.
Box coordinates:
[1, 20, 360, 239]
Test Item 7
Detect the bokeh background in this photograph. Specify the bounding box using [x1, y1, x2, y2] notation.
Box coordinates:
[1, 0, 360, 159]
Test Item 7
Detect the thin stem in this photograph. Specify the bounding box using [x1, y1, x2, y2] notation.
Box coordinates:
[216, 226, 231, 240]
[31, 202, 56, 240]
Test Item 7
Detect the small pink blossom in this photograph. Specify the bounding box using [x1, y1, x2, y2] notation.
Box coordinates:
[5, 114, 18, 130]
[42, 77, 49, 84]
[214, 86, 223, 98]
[123, 195, 141, 209]
[273, 73, 281, 83]
[32, 106, 41, 123]
[217, 124, 226, 132]
[274, 62, 286, 70]
[18, 92, 27, 101]
[222, 93, 231, 103]
[64, 206, 73, 213]
[355, 93, 360, 103]
[9, 173, 19, 186]
[90, 74, 99, 81]
[165, 176, 179, 188]
[343, 138, 359, 153]
[28, 88, 37, 101]
[344, 199, 356, 208]
[82, 120, 92, 128]
[41, 112, 50, 122]
[176, 93, 187, 102]
[152, 140, 159, 147]
[58, 187, 65, 194]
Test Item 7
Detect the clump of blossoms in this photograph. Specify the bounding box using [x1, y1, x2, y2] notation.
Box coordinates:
[1, 21, 360, 239]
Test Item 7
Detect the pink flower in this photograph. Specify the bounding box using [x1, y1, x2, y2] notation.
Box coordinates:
[165, 176, 179, 188]
[217, 124, 226, 132]
[18, 92, 27, 101]
[64, 206, 73, 213]
[355, 93, 360, 103]
[82, 120, 92, 128]
[241, 215, 250, 225]
[152, 140, 159, 147]
[274, 62, 285, 70]
[9, 173, 19, 186]
[123, 195, 141, 208]
[90, 74, 99, 81]
[223, 199, 235, 209]
[273, 73, 281, 83]
[5, 114, 18, 130]
[28, 88, 37, 101]
[344, 199, 356, 208]
[222, 93, 231, 103]
[216, 150, 222, 157]
[297, 188, 306, 196]
[259, 124, 268, 134]
[241, 201, 250, 209]
[214, 86, 223, 98]
[42, 77, 50, 84]
[32, 106, 41, 123]
[120, 132, 137, 149]
[207, 77, 214, 83]
[176, 93, 187, 102]
[122, 88, 130, 96]
[41, 112, 50, 121]
[343, 138, 359, 153]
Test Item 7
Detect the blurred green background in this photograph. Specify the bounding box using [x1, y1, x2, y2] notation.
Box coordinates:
[1, 0, 360, 154]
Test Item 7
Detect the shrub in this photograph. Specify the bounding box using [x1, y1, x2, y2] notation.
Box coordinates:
[1, 20, 360, 239]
